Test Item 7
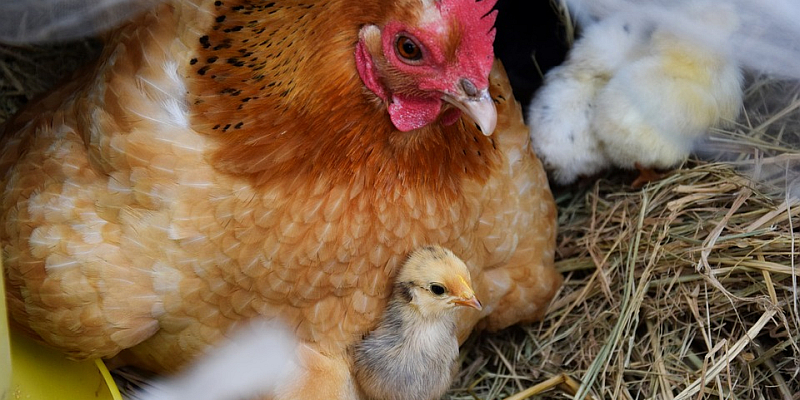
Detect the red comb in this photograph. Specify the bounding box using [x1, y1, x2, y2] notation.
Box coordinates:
[437, 0, 498, 76]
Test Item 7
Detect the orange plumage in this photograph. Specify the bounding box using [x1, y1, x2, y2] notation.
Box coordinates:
[0, 0, 560, 392]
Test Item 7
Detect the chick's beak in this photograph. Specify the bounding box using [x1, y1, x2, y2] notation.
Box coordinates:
[453, 294, 482, 310]
[443, 78, 497, 136]
[448, 275, 482, 310]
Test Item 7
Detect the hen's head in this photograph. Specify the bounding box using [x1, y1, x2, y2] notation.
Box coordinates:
[355, 0, 498, 134]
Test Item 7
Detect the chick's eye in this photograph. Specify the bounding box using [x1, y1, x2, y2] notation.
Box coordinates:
[396, 35, 422, 62]
[429, 284, 447, 296]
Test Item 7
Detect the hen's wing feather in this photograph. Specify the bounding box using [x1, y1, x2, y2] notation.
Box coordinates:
[1, 1, 203, 361]
[473, 60, 561, 333]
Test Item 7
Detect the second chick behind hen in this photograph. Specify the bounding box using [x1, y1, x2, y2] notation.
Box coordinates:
[591, 2, 744, 183]
[529, 1, 743, 185]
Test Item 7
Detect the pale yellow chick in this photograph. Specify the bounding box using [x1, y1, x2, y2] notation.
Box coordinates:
[591, 2, 743, 183]
[353, 246, 482, 400]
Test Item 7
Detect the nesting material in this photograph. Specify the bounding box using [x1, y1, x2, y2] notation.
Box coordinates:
[446, 73, 800, 399]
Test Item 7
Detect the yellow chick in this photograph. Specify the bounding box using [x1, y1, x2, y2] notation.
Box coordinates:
[353, 246, 482, 400]
[591, 2, 743, 185]
[528, 12, 649, 184]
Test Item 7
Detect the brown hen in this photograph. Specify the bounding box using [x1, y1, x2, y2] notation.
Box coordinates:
[0, 0, 560, 392]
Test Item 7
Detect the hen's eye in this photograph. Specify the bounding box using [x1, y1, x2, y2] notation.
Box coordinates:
[429, 283, 447, 296]
[396, 35, 422, 62]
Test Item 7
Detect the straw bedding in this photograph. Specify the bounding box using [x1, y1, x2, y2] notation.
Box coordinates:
[447, 73, 800, 399]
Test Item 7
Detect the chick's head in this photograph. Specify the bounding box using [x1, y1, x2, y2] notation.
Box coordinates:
[355, 0, 498, 134]
[396, 246, 482, 319]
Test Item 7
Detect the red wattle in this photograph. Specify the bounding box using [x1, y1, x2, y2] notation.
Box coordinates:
[388, 95, 442, 132]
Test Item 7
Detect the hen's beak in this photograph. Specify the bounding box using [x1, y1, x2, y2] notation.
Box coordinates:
[443, 78, 497, 136]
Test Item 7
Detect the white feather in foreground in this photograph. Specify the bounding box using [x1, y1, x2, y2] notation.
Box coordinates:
[131, 321, 299, 400]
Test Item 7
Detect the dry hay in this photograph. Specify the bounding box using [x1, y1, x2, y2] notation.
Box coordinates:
[1, 20, 799, 400]
[454, 160, 800, 399]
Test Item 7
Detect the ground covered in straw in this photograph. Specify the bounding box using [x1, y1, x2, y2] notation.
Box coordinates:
[1, 26, 798, 400]
[448, 75, 800, 399]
